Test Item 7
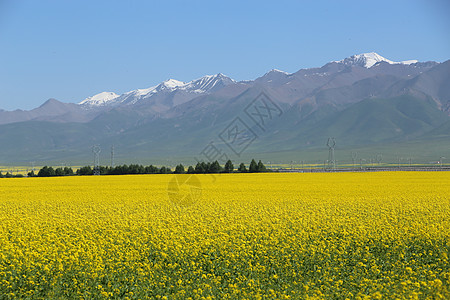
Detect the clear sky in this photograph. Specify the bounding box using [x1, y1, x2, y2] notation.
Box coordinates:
[0, 0, 449, 110]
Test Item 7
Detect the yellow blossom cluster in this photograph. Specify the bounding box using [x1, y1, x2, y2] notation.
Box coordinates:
[0, 172, 449, 299]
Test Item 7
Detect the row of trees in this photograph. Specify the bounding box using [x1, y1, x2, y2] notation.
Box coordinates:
[76, 164, 171, 176]
[0, 171, 24, 178]
[175, 159, 267, 174]
[32, 159, 268, 177]
[33, 166, 74, 177]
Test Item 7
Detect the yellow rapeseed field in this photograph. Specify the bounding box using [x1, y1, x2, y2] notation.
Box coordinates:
[0, 172, 449, 299]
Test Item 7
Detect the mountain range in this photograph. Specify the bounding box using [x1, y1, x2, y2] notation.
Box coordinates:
[0, 52, 449, 165]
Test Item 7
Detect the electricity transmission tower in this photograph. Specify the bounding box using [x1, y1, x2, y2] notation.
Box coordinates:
[111, 145, 115, 168]
[376, 154, 382, 166]
[351, 152, 357, 168]
[92, 145, 101, 175]
[327, 138, 336, 170]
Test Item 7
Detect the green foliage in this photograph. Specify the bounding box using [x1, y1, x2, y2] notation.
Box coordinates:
[187, 166, 195, 174]
[159, 166, 171, 174]
[31, 158, 266, 178]
[249, 159, 258, 173]
[76, 166, 93, 176]
[64, 167, 74, 176]
[0, 171, 24, 178]
[55, 168, 65, 176]
[195, 162, 207, 173]
[145, 165, 160, 174]
[224, 160, 234, 173]
[238, 163, 247, 173]
[0, 171, 23, 178]
[174, 164, 185, 174]
[257, 160, 267, 172]
[208, 161, 222, 173]
[38, 166, 56, 177]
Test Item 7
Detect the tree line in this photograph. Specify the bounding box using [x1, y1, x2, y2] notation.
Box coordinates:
[0, 171, 24, 178]
[29, 159, 268, 177]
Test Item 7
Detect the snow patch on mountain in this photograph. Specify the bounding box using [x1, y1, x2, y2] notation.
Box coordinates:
[79, 92, 119, 106]
[132, 86, 158, 97]
[181, 73, 236, 93]
[130, 79, 186, 98]
[335, 52, 418, 68]
[160, 79, 185, 89]
[400, 60, 419, 65]
[265, 69, 290, 75]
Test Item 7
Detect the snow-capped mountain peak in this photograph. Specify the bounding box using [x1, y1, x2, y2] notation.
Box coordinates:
[182, 73, 235, 93]
[159, 79, 186, 90]
[132, 86, 158, 97]
[335, 52, 418, 68]
[79, 92, 119, 106]
[266, 69, 290, 75]
[78, 74, 236, 108]
[124, 79, 185, 98]
[256, 69, 291, 83]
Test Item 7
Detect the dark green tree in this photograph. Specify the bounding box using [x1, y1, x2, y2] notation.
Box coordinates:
[99, 166, 109, 175]
[64, 167, 74, 176]
[119, 165, 129, 174]
[224, 160, 234, 173]
[38, 166, 56, 177]
[128, 164, 144, 174]
[159, 166, 171, 174]
[257, 160, 267, 172]
[195, 162, 207, 173]
[145, 165, 159, 174]
[238, 163, 247, 173]
[174, 164, 185, 174]
[187, 166, 195, 174]
[208, 161, 222, 173]
[76, 166, 93, 176]
[249, 159, 258, 173]
[55, 167, 65, 176]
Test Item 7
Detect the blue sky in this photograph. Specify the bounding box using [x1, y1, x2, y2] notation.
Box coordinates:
[0, 0, 449, 110]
